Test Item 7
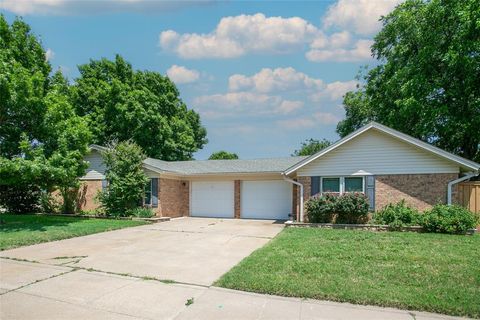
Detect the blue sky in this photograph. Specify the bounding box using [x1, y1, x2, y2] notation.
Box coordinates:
[1, 0, 400, 159]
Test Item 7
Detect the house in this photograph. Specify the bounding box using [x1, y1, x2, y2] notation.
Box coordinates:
[79, 122, 480, 221]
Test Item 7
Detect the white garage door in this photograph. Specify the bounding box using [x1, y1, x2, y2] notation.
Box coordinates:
[241, 180, 292, 220]
[191, 181, 234, 218]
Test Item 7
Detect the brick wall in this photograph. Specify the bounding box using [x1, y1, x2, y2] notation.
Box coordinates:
[157, 178, 189, 217]
[292, 176, 311, 221]
[77, 180, 102, 212]
[234, 180, 241, 218]
[375, 173, 458, 211]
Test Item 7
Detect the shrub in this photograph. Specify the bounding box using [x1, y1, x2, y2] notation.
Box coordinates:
[97, 141, 149, 217]
[306, 193, 369, 224]
[0, 184, 42, 214]
[421, 205, 478, 234]
[335, 193, 369, 224]
[305, 193, 336, 223]
[372, 200, 421, 229]
[128, 207, 154, 218]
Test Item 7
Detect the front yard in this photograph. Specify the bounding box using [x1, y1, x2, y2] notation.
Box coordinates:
[0, 214, 147, 251]
[216, 228, 480, 318]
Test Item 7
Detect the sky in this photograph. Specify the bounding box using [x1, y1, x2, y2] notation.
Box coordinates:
[1, 0, 402, 160]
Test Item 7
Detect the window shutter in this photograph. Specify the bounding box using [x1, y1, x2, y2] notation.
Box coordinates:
[310, 176, 320, 196]
[151, 178, 158, 208]
[365, 176, 375, 211]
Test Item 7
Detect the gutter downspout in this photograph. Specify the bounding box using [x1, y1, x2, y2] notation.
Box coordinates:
[447, 172, 477, 205]
[282, 174, 304, 222]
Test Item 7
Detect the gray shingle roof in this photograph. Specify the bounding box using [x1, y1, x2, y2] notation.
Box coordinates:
[143, 156, 307, 175]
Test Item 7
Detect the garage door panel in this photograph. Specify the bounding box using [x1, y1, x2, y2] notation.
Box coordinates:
[191, 181, 234, 218]
[241, 180, 292, 220]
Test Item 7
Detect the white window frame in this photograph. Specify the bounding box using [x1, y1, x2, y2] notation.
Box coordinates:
[320, 176, 364, 194]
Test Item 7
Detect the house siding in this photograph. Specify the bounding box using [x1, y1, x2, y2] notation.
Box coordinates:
[157, 178, 189, 217]
[297, 129, 459, 176]
[375, 173, 459, 211]
[82, 151, 106, 180]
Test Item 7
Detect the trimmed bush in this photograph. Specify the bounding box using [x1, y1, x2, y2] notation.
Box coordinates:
[335, 193, 370, 224]
[306, 193, 369, 224]
[372, 200, 421, 229]
[421, 205, 478, 234]
[305, 193, 336, 223]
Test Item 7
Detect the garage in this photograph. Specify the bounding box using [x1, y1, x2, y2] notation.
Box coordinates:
[191, 181, 234, 218]
[241, 180, 292, 220]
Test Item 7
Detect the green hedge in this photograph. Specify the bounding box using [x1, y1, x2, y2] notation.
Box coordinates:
[372, 200, 421, 230]
[422, 205, 478, 234]
[305, 193, 369, 224]
[374, 201, 478, 234]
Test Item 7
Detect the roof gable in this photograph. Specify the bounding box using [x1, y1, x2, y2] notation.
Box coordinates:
[284, 122, 480, 175]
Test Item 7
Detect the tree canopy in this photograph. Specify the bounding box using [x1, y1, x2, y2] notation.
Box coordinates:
[72, 55, 207, 160]
[208, 151, 239, 160]
[337, 0, 480, 162]
[292, 138, 332, 156]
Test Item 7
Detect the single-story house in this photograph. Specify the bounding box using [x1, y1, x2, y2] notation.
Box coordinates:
[79, 122, 480, 221]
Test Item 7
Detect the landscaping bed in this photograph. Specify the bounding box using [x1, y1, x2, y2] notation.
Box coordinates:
[216, 227, 480, 318]
[0, 214, 148, 251]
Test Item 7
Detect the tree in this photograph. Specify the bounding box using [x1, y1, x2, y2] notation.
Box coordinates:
[0, 15, 51, 158]
[208, 151, 239, 160]
[292, 138, 332, 156]
[72, 55, 208, 160]
[0, 17, 91, 213]
[97, 141, 149, 216]
[337, 0, 480, 162]
[43, 72, 92, 213]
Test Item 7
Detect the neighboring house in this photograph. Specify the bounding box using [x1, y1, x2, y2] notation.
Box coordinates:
[79, 122, 480, 221]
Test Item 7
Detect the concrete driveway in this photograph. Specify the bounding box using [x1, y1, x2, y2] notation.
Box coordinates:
[0, 218, 463, 319]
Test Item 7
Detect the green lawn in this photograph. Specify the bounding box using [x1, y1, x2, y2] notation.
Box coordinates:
[0, 214, 148, 251]
[216, 228, 480, 318]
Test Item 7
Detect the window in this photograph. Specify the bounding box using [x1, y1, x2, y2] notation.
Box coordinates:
[144, 179, 152, 206]
[345, 177, 364, 192]
[322, 178, 340, 193]
[320, 176, 364, 194]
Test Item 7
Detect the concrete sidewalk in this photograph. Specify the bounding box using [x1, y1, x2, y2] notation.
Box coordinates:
[0, 259, 466, 320]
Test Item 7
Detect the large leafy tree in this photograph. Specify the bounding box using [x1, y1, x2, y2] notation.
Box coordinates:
[0, 15, 51, 158]
[72, 55, 207, 160]
[292, 138, 332, 156]
[337, 0, 480, 162]
[0, 16, 91, 213]
[209, 151, 239, 160]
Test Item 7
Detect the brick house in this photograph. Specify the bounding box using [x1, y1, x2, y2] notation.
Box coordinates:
[78, 122, 480, 221]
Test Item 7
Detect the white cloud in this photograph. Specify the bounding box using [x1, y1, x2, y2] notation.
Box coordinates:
[166, 65, 200, 84]
[322, 0, 402, 36]
[306, 39, 373, 62]
[310, 80, 358, 101]
[159, 13, 319, 59]
[277, 112, 341, 130]
[228, 67, 357, 101]
[229, 67, 323, 93]
[45, 48, 55, 61]
[193, 92, 303, 119]
[0, 0, 212, 15]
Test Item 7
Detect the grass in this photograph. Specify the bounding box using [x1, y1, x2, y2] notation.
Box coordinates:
[215, 228, 480, 318]
[0, 214, 147, 251]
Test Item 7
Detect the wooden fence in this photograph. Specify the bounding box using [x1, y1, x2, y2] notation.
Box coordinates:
[457, 181, 480, 213]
